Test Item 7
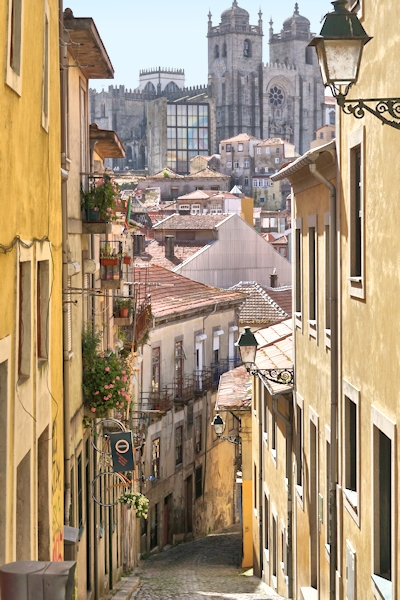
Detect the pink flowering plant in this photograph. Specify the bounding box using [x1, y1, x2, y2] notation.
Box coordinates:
[81, 174, 120, 221]
[82, 326, 131, 418]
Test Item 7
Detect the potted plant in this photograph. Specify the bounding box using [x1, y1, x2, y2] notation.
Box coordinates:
[122, 252, 132, 265]
[117, 491, 149, 518]
[82, 326, 132, 418]
[115, 298, 133, 318]
[81, 174, 120, 221]
[100, 244, 119, 266]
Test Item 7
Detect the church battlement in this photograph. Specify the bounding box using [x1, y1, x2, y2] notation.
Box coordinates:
[264, 62, 296, 71]
[90, 83, 209, 102]
[139, 67, 185, 76]
[208, 24, 262, 36]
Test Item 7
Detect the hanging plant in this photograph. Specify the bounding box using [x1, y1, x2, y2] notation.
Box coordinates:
[81, 175, 120, 221]
[117, 491, 149, 518]
[82, 326, 132, 418]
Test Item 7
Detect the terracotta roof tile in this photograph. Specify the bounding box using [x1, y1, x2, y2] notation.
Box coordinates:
[133, 264, 245, 319]
[231, 281, 289, 325]
[134, 239, 207, 270]
[216, 366, 252, 411]
[153, 213, 230, 230]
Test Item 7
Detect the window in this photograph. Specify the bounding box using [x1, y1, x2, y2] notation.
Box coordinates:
[343, 382, 360, 519]
[264, 493, 270, 564]
[77, 453, 83, 532]
[372, 407, 395, 597]
[257, 147, 262, 155]
[226, 144, 232, 152]
[18, 260, 31, 380]
[269, 85, 284, 107]
[195, 465, 202, 498]
[324, 213, 331, 336]
[166, 103, 210, 174]
[152, 438, 160, 479]
[271, 409, 277, 463]
[263, 387, 269, 446]
[195, 414, 202, 453]
[41, 1, 50, 130]
[308, 216, 317, 337]
[243, 39, 251, 57]
[295, 396, 304, 501]
[214, 44, 219, 58]
[238, 143, 244, 152]
[37, 260, 49, 361]
[234, 161, 239, 169]
[244, 159, 250, 168]
[272, 513, 278, 585]
[295, 219, 302, 324]
[349, 127, 365, 298]
[222, 42, 227, 57]
[253, 179, 259, 187]
[175, 425, 183, 466]
[174, 340, 184, 398]
[6, 0, 23, 93]
[244, 177, 249, 186]
[191, 204, 201, 215]
[151, 346, 160, 393]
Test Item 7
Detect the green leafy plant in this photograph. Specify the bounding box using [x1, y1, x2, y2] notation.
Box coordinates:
[81, 175, 120, 220]
[117, 491, 149, 518]
[82, 326, 132, 418]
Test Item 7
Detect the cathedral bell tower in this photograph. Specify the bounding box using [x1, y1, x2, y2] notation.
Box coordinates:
[207, 1, 263, 148]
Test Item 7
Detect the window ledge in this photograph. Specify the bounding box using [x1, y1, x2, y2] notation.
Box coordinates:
[371, 574, 392, 600]
[343, 488, 358, 509]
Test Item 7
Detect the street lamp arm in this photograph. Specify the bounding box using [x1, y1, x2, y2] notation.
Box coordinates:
[245, 365, 294, 386]
[339, 97, 400, 129]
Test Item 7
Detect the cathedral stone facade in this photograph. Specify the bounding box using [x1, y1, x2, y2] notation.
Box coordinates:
[208, 1, 325, 154]
[90, 2, 325, 173]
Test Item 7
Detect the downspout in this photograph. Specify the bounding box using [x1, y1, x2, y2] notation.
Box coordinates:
[59, 0, 72, 529]
[309, 161, 338, 600]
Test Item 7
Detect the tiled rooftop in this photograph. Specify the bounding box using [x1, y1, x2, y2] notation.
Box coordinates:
[132, 264, 245, 319]
[220, 133, 261, 143]
[134, 239, 208, 269]
[231, 281, 289, 325]
[216, 366, 252, 411]
[153, 213, 230, 230]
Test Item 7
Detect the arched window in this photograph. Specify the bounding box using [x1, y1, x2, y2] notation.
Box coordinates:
[222, 43, 227, 57]
[214, 45, 219, 59]
[144, 82, 156, 94]
[329, 110, 335, 125]
[243, 39, 251, 57]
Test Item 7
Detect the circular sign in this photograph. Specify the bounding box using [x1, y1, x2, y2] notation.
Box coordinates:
[115, 439, 130, 454]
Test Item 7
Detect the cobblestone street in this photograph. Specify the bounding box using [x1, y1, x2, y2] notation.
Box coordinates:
[131, 527, 285, 600]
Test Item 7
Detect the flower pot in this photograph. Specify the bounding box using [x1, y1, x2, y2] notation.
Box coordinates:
[87, 208, 100, 222]
[119, 307, 129, 318]
[101, 257, 118, 266]
[123, 256, 131, 265]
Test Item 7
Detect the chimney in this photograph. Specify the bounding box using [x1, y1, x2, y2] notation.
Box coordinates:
[134, 234, 145, 256]
[270, 270, 278, 288]
[165, 235, 175, 259]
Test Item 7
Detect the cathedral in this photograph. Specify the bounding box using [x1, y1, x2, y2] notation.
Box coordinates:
[90, 2, 326, 173]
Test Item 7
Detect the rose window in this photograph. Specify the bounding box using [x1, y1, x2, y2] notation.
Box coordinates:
[269, 86, 284, 107]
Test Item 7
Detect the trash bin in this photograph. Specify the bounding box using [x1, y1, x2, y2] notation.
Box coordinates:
[0, 560, 76, 600]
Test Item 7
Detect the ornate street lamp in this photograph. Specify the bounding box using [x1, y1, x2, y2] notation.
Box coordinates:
[211, 414, 240, 445]
[236, 327, 294, 386]
[309, 1, 400, 129]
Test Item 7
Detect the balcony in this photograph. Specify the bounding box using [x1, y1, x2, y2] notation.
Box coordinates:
[100, 241, 122, 289]
[81, 173, 125, 233]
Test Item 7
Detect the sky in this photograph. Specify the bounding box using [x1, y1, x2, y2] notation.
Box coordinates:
[65, 0, 328, 91]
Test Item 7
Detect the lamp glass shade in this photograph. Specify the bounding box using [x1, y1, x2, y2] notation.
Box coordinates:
[236, 326, 258, 364]
[211, 414, 225, 436]
[315, 38, 365, 87]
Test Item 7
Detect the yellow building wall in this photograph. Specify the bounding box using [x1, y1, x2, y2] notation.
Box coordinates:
[0, 0, 63, 563]
[290, 154, 335, 599]
[338, 2, 400, 598]
[241, 196, 254, 227]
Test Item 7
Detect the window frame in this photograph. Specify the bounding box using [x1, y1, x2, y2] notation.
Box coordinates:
[343, 381, 360, 524]
[294, 218, 303, 329]
[371, 406, 395, 599]
[6, 0, 24, 94]
[348, 127, 365, 299]
[308, 214, 317, 339]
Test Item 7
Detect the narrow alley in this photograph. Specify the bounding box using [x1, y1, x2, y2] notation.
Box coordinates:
[127, 526, 285, 600]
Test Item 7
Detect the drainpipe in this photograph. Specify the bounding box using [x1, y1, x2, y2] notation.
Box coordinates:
[59, 0, 72, 529]
[309, 161, 338, 600]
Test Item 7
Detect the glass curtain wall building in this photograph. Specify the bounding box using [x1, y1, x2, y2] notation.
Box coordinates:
[167, 103, 210, 173]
